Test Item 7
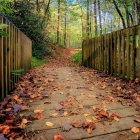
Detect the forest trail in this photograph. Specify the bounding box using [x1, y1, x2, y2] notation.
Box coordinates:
[24, 65, 140, 140]
[23, 48, 140, 140]
[1, 48, 140, 140]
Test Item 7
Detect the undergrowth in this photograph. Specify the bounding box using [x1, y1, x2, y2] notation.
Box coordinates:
[32, 57, 46, 67]
[72, 51, 82, 64]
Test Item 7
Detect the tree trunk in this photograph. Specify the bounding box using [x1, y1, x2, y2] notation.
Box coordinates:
[44, 0, 51, 18]
[136, 0, 140, 24]
[89, 0, 92, 37]
[98, 0, 102, 35]
[134, 0, 138, 25]
[86, 0, 90, 38]
[36, 0, 40, 12]
[94, 0, 97, 36]
[64, 2, 67, 47]
[77, 0, 84, 39]
[112, 0, 126, 29]
[57, 0, 60, 44]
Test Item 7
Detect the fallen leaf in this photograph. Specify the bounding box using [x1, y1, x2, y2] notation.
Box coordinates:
[48, 79, 54, 82]
[131, 127, 140, 133]
[71, 120, 81, 128]
[60, 92, 64, 95]
[82, 120, 96, 134]
[78, 104, 84, 109]
[46, 122, 54, 127]
[60, 101, 71, 107]
[34, 112, 44, 120]
[30, 93, 41, 98]
[44, 79, 49, 84]
[34, 109, 44, 113]
[13, 104, 21, 113]
[101, 85, 106, 89]
[114, 116, 120, 121]
[51, 113, 58, 117]
[22, 119, 28, 124]
[38, 86, 45, 91]
[70, 110, 79, 115]
[56, 105, 63, 111]
[53, 134, 63, 140]
[0, 125, 10, 135]
[61, 123, 73, 132]
[44, 101, 51, 104]
[83, 113, 91, 117]
[0, 133, 7, 140]
[92, 116, 98, 121]
[87, 127, 92, 134]
[5, 108, 12, 112]
[63, 111, 68, 116]
[116, 86, 122, 91]
[87, 95, 96, 98]
[134, 118, 140, 123]
[99, 110, 108, 118]
[21, 105, 29, 111]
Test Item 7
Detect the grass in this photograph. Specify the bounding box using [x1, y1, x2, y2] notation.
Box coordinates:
[32, 57, 46, 67]
[72, 51, 82, 64]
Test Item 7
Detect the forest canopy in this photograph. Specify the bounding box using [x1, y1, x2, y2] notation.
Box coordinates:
[0, 0, 140, 58]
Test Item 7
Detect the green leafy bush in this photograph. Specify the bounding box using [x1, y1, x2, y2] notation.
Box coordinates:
[32, 57, 46, 67]
[72, 51, 82, 64]
[8, 1, 49, 59]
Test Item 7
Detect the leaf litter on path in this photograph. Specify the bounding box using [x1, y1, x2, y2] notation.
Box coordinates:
[1, 48, 140, 139]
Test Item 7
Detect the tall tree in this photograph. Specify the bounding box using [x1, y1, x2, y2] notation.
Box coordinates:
[112, 0, 126, 28]
[64, 1, 67, 47]
[136, 0, 140, 24]
[57, 0, 60, 44]
[98, 0, 102, 35]
[94, 0, 97, 36]
[86, 0, 90, 38]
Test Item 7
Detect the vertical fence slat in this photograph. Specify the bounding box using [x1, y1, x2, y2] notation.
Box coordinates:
[117, 31, 121, 76]
[121, 31, 125, 78]
[126, 29, 130, 80]
[10, 25, 14, 89]
[0, 16, 4, 99]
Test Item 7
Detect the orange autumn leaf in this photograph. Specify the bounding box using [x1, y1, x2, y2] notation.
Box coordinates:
[38, 86, 45, 91]
[71, 120, 81, 128]
[34, 112, 44, 119]
[21, 105, 29, 111]
[53, 134, 63, 140]
[131, 127, 140, 133]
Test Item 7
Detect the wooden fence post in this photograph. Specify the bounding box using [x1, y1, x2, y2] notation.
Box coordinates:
[0, 16, 4, 99]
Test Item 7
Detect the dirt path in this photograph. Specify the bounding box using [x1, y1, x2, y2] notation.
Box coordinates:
[1, 48, 140, 140]
[23, 65, 140, 140]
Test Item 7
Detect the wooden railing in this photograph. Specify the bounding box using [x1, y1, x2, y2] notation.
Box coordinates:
[0, 14, 32, 100]
[82, 25, 140, 80]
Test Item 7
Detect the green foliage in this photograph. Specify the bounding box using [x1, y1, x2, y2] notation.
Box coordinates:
[72, 51, 82, 64]
[8, 1, 49, 59]
[32, 57, 46, 68]
[0, 0, 13, 37]
[0, 0, 13, 14]
[0, 23, 8, 37]
[11, 69, 24, 76]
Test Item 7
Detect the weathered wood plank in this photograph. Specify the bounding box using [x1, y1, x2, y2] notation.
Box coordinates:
[121, 31, 125, 78]
[126, 29, 130, 80]
[0, 16, 4, 99]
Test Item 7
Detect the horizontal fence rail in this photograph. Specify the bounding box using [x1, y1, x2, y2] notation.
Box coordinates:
[0, 14, 32, 100]
[82, 25, 140, 80]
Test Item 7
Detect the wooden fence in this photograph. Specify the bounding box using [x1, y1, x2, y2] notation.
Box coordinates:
[0, 14, 32, 100]
[82, 25, 140, 80]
